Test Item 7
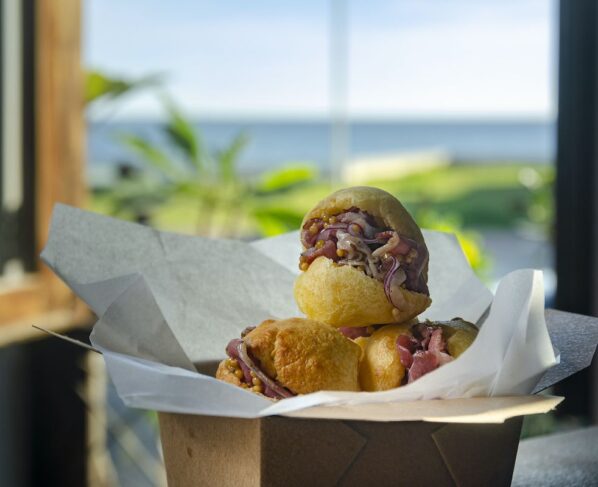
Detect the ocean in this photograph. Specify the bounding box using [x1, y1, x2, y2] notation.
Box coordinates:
[88, 119, 554, 185]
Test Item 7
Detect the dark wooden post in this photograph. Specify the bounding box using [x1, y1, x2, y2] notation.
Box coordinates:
[555, 0, 598, 422]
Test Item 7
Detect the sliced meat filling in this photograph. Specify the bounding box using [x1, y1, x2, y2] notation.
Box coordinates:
[395, 324, 454, 384]
[299, 208, 429, 309]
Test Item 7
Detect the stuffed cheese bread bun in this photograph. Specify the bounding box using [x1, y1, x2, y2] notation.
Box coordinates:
[294, 186, 431, 327]
[358, 318, 478, 391]
[216, 317, 361, 399]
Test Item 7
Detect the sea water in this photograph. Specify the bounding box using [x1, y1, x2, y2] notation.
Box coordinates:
[88, 119, 554, 185]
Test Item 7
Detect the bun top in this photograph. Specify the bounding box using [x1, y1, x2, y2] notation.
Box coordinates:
[244, 317, 361, 393]
[245, 317, 351, 372]
[302, 185, 426, 252]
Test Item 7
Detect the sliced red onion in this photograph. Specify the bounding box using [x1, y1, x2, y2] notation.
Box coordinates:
[361, 237, 384, 244]
[237, 356, 254, 384]
[316, 223, 348, 242]
[391, 271, 407, 306]
[236, 341, 294, 399]
[325, 222, 350, 230]
[337, 231, 372, 257]
[383, 257, 407, 309]
[338, 211, 379, 238]
[225, 338, 253, 383]
[383, 256, 399, 295]
[226, 338, 242, 359]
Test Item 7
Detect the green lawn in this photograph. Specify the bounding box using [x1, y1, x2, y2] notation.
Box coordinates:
[90, 163, 553, 235]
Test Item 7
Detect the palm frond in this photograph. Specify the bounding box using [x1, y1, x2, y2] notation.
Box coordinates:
[215, 133, 248, 183]
[118, 134, 181, 182]
[256, 163, 317, 194]
[85, 70, 163, 104]
[162, 100, 203, 173]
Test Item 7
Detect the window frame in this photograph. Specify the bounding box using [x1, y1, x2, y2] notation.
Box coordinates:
[0, 0, 86, 330]
[555, 0, 598, 422]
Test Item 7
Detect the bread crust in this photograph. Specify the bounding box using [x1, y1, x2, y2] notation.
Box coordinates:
[221, 318, 361, 395]
[297, 187, 430, 327]
[359, 323, 413, 391]
[440, 319, 478, 357]
[294, 256, 431, 327]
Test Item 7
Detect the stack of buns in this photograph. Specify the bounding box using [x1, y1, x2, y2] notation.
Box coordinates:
[217, 187, 477, 398]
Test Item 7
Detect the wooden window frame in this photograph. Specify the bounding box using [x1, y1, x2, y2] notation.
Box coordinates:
[0, 0, 88, 334]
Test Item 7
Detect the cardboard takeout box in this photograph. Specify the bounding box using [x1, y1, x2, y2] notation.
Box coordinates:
[158, 399, 542, 487]
[159, 413, 523, 487]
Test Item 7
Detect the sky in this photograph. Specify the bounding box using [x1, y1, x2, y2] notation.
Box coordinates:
[84, 0, 557, 120]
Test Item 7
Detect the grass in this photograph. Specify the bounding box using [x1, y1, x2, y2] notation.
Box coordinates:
[89, 163, 553, 235]
[366, 163, 552, 227]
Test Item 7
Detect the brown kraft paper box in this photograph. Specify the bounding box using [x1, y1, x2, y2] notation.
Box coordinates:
[159, 413, 524, 487]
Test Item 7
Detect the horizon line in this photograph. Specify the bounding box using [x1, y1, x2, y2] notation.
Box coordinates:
[88, 113, 556, 124]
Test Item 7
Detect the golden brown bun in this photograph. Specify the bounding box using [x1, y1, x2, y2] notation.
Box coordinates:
[294, 257, 431, 327]
[440, 319, 478, 357]
[296, 187, 430, 327]
[359, 320, 478, 392]
[220, 318, 361, 395]
[359, 323, 413, 391]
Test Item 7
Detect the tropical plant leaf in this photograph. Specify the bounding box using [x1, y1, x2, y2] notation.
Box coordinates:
[257, 164, 317, 193]
[107, 179, 172, 217]
[216, 133, 248, 183]
[85, 70, 163, 104]
[118, 134, 181, 182]
[251, 206, 304, 236]
[252, 215, 288, 237]
[163, 101, 203, 172]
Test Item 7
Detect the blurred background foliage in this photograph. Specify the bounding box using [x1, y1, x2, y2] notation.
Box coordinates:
[85, 70, 554, 279]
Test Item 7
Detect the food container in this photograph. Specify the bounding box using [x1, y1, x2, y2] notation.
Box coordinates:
[159, 412, 523, 486]
[40, 205, 598, 486]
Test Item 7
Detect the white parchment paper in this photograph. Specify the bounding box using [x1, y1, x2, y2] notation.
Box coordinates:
[41, 204, 557, 419]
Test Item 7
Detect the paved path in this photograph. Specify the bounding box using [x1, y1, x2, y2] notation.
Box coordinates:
[513, 426, 598, 486]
